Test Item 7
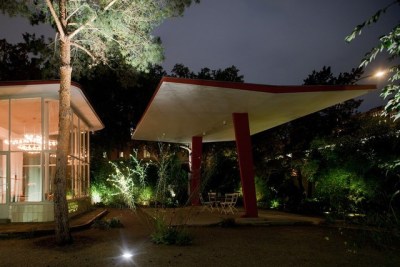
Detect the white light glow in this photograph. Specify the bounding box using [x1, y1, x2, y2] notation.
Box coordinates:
[122, 252, 133, 259]
[374, 70, 386, 78]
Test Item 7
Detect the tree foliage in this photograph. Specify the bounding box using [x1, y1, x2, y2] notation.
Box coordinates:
[307, 113, 400, 215]
[0, 34, 56, 80]
[170, 63, 244, 82]
[346, 0, 400, 119]
[1, 0, 199, 71]
[252, 67, 364, 211]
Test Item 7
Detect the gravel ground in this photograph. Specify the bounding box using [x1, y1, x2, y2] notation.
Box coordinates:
[0, 208, 399, 267]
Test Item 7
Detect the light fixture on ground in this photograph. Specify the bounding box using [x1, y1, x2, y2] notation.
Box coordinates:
[122, 251, 133, 259]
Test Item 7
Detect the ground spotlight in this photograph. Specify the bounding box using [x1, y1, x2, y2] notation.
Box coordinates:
[122, 251, 134, 259]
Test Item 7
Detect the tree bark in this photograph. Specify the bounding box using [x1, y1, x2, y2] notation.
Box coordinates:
[54, 35, 72, 245]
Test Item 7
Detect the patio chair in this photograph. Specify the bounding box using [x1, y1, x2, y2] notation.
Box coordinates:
[199, 194, 213, 212]
[220, 193, 239, 214]
[208, 192, 219, 212]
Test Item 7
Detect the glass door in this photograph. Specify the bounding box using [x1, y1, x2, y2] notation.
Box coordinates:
[0, 153, 9, 219]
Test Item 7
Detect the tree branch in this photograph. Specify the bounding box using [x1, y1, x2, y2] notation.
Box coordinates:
[66, 5, 85, 22]
[45, 0, 65, 39]
[69, 0, 120, 40]
[104, 0, 119, 11]
[70, 42, 96, 61]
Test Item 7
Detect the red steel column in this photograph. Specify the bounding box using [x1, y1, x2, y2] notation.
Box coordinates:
[232, 113, 258, 217]
[190, 136, 202, 205]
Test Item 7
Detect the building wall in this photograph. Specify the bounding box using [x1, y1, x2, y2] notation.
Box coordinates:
[9, 197, 91, 222]
[10, 202, 54, 222]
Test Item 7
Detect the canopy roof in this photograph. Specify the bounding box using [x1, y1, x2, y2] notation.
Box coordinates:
[133, 77, 376, 144]
[0, 80, 104, 131]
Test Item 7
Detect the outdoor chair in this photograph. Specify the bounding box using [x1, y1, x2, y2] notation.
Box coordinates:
[199, 194, 213, 212]
[220, 193, 239, 214]
[208, 192, 219, 212]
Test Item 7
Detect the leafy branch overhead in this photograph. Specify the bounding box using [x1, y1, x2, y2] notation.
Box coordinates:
[1, 0, 199, 71]
[345, 0, 400, 119]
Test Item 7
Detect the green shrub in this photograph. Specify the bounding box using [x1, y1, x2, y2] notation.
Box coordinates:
[150, 217, 192, 246]
[138, 186, 154, 206]
[270, 198, 281, 209]
[255, 176, 270, 202]
[315, 168, 373, 214]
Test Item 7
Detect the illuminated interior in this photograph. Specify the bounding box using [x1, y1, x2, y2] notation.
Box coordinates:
[0, 82, 103, 222]
[0, 98, 90, 203]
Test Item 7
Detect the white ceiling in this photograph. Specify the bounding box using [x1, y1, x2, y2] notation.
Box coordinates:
[133, 78, 376, 144]
[0, 81, 104, 131]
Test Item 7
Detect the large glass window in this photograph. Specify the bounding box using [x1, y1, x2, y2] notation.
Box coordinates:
[10, 152, 23, 202]
[44, 152, 56, 201]
[81, 163, 89, 196]
[9, 152, 42, 202]
[64, 115, 90, 199]
[0, 154, 6, 204]
[8, 99, 42, 203]
[10, 98, 42, 152]
[0, 100, 9, 152]
[23, 153, 42, 202]
[44, 100, 59, 151]
[0, 97, 91, 203]
[67, 157, 73, 199]
[43, 100, 58, 201]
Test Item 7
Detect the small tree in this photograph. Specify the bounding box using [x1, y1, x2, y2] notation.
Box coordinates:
[107, 150, 150, 209]
[152, 143, 187, 207]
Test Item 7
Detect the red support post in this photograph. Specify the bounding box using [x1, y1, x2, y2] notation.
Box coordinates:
[190, 136, 202, 205]
[232, 113, 258, 217]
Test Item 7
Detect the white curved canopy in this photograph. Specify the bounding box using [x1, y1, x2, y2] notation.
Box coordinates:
[133, 77, 376, 144]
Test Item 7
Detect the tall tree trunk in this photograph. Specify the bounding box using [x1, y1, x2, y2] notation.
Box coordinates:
[54, 36, 72, 245]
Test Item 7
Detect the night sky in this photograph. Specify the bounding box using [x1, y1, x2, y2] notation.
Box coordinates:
[0, 0, 398, 110]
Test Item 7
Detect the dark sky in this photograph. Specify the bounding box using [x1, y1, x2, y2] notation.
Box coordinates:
[0, 0, 398, 110]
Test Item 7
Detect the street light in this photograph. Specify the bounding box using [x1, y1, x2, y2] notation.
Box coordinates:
[374, 70, 386, 78]
[358, 70, 387, 81]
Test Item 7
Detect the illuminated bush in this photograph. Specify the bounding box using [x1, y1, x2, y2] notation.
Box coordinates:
[90, 181, 121, 206]
[270, 199, 281, 209]
[138, 186, 154, 206]
[315, 168, 373, 214]
[107, 150, 150, 209]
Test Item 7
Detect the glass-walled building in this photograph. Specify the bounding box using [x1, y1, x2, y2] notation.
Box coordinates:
[0, 81, 103, 222]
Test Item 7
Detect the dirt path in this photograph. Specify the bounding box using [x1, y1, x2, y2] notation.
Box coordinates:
[0, 208, 399, 267]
